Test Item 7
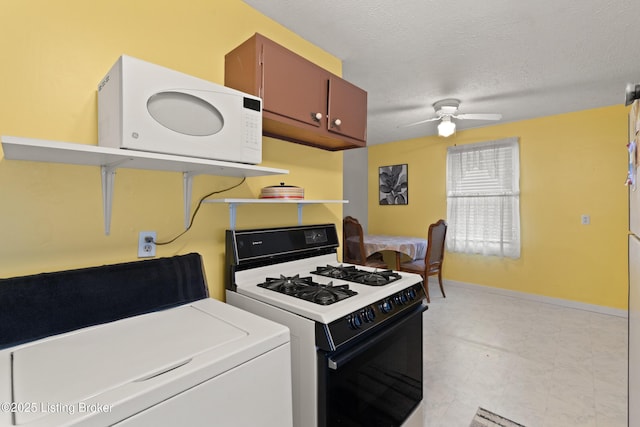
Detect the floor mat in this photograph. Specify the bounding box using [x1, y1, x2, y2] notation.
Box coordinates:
[470, 407, 526, 427]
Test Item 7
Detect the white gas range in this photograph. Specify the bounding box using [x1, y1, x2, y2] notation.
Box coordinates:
[225, 224, 427, 427]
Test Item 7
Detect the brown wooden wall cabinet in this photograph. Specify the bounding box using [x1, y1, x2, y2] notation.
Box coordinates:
[225, 33, 367, 151]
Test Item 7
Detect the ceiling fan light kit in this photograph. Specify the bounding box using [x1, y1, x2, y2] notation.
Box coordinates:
[437, 116, 456, 137]
[400, 98, 502, 137]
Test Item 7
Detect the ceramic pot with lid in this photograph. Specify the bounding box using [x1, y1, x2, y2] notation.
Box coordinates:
[259, 182, 304, 199]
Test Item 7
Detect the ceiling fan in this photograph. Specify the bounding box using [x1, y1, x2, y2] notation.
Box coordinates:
[401, 99, 502, 137]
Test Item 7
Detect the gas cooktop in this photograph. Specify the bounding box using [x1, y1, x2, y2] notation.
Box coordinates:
[227, 225, 425, 324]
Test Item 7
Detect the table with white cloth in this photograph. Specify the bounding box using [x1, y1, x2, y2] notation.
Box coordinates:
[355, 235, 428, 269]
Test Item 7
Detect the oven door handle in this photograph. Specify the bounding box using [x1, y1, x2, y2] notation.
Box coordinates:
[327, 302, 426, 370]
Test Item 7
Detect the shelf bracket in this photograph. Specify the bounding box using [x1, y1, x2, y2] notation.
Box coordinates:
[228, 203, 238, 230]
[297, 203, 304, 225]
[183, 172, 198, 230]
[99, 158, 131, 235]
[100, 164, 117, 236]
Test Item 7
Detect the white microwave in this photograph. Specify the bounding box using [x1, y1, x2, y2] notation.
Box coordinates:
[98, 55, 262, 164]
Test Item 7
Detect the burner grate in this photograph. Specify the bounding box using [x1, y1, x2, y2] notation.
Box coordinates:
[259, 274, 313, 294]
[257, 275, 357, 305]
[296, 282, 357, 305]
[312, 264, 357, 279]
[312, 264, 401, 286]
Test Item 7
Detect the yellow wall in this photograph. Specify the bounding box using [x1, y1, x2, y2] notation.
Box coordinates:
[1, 1, 628, 310]
[369, 106, 628, 309]
[0, 0, 344, 300]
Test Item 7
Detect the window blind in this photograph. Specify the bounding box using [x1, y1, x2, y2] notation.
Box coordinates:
[446, 137, 520, 258]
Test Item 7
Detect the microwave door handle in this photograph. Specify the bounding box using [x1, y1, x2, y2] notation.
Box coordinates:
[327, 303, 426, 370]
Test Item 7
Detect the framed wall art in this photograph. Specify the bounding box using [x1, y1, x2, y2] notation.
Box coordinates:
[379, 164, 408, 205]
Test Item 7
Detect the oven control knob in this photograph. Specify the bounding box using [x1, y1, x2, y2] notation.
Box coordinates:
[380, 299, 393, 314]
[362, 306, 375, 322]
[348, 313, 363, 329]
[394, 292, 408, 305]
[407, 288, 417, 300]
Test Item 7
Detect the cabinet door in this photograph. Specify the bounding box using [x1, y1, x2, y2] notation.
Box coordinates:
[261, 40, 327, 128]
[327, 76, 367, 142]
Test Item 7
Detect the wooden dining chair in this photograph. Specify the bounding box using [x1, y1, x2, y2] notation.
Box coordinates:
[399, 219, 447, 303]
[343, 216, 388, 268]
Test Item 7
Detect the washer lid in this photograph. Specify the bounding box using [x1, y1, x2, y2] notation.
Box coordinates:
[10, 301, 248, 425]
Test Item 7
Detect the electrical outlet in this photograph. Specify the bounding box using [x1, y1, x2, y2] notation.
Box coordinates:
[138, 231, 157, 258]
[581, 215, 590, 225]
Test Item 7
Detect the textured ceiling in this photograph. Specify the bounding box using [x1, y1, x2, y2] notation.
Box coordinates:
[243, 0, 640, 145]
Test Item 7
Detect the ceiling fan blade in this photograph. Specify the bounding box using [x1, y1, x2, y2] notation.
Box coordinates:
[455, 113, 502, 121]
[398, 116, 441, 128]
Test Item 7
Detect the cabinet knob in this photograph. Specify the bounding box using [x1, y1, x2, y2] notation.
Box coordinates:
[312, 112, 323, 122]
[332, 118, 342, 127]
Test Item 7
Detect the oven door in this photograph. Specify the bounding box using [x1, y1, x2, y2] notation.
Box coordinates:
[317, 303, 425, 427]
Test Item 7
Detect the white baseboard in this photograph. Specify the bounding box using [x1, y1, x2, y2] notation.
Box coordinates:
[432, 278, 628, 318]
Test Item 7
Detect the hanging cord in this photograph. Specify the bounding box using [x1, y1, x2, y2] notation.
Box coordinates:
[154, 177, 247, 245]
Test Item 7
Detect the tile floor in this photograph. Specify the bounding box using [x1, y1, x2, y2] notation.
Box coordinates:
[421, 283, 628, 427]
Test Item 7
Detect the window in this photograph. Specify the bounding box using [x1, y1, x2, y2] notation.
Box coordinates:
[446, 138, 520, 258]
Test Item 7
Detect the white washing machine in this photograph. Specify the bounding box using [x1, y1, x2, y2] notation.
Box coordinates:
[0, 298, 292, 427]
